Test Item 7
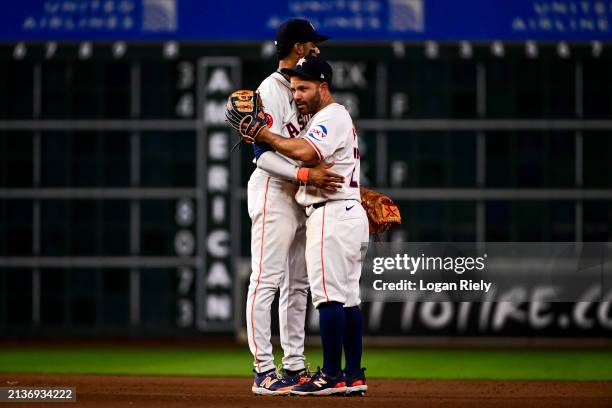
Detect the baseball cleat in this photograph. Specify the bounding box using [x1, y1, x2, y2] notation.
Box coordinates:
[272, 366, 313, 395]
[290, 368, 346, 396]
[345, 368, 367, 396]
[251, 368, 286, 396]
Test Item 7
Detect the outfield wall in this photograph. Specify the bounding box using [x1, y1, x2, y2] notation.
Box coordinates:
[1, 32, 611, 341]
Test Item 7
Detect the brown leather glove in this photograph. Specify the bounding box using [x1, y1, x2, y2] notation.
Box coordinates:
[360, 187, 402, 237]
[225, 90, 269, 145]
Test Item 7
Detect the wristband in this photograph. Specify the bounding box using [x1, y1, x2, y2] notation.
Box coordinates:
[297, 167, 310, 183]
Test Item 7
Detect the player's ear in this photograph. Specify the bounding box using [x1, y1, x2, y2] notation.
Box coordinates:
[294, 42, 304, 57]
[320, 81, 330, 94]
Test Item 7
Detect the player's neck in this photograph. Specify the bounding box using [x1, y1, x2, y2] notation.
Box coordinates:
[315, 95, 336, 114]
[277, 57, 299, 80]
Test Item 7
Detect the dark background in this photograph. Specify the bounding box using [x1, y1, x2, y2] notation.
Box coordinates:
[0, 41, 611, 339]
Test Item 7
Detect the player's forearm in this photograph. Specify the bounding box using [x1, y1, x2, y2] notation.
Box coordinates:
[258, 128, 318, 163]
[256, 151, 300, 181]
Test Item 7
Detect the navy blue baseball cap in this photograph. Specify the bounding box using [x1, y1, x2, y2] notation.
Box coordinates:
[275, 19, 330, 53]
[281, 54, 333, 87]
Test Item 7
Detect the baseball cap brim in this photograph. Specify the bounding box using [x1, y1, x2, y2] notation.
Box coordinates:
[280, 67, 323, 82]
[312, 34, 331, 43]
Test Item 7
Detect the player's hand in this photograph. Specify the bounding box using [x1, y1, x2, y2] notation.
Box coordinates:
[307, 162, 344, 192]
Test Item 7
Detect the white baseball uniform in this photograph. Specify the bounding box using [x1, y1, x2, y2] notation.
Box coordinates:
[297, 103, 370, 308]
[245, 72, 310, 373]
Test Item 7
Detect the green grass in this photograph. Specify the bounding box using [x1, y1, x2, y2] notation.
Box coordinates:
[1, 347, 612, 381]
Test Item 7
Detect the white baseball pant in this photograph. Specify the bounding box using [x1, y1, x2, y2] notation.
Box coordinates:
[245, 169, 309, 373]
[304, 200, 369, 308]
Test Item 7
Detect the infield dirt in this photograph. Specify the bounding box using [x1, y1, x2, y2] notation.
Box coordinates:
[2, 373, 611, 408]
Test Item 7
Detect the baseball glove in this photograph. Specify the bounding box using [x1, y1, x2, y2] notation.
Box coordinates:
[225, 90, 269, 147]
[360, 187, 402, 239]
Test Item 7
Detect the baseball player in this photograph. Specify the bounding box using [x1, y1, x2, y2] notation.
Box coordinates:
[254, 55, 369, 396]
[246, 19, 344, 396]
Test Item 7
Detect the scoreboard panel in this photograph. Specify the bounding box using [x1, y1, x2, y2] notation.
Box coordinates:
[0, 42, 611, 337]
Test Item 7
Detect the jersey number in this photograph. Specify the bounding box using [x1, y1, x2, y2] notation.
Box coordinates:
[349, 147, 360, 188]
[349, 169, 359, 188]
[349, 167, 359, 188]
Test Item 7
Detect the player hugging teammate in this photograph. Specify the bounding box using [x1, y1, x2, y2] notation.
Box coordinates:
[269, 54, 370, 397]
[226, 19, 373, 397]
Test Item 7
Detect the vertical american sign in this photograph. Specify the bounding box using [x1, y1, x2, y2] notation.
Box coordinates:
[196, 58, 241, 331]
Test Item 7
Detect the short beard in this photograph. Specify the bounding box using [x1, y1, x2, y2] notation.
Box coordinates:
[303, 89, 321, 114]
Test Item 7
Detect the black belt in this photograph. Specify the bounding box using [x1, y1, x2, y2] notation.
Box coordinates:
[313, 201, 327, 209]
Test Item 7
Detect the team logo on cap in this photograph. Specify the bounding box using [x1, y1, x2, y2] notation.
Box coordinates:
[297, 57, 306, 67]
